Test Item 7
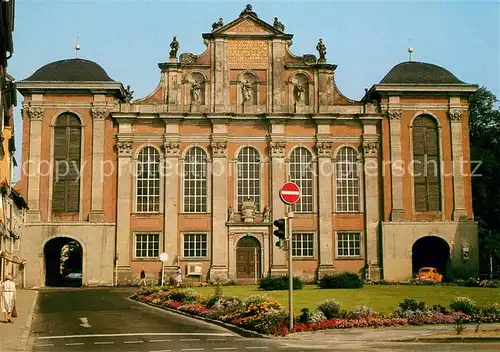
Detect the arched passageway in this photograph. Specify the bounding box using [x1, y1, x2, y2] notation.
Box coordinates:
[412, 236, 450, 280]
[44, 237, 83, 287]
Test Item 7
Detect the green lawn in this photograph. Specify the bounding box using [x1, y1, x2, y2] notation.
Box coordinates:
[193, 285, 500, 314]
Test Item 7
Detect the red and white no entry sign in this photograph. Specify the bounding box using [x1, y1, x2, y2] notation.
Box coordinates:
[280, 182, 301, 205]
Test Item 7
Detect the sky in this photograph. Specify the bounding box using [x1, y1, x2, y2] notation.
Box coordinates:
[8, 0, 500, 181]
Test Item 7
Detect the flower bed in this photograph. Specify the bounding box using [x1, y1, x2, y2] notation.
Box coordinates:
[130, 287, 500, 336]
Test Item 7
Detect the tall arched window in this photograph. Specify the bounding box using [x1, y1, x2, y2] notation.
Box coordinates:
[290, 147, 313, 213]
[237, 146, 260, 210]
[335, 146, 360, 212]
[52, 113, 81, 213]
[183, 147, 208, 213]
[136, 147, 160, 213]
[413, 115, 441, 212]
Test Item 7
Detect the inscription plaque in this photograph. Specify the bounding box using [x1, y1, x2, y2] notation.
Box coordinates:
[227, 40, 269, 69]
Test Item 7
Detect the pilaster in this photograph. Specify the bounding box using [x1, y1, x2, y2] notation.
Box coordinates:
[115, 133, 133, 278]
[209, 120, 229, 279]
[387, 99, 404, 221]
[316, 129, 335, 277]
[362, 127, 382, 280]
[271, 39, 286, 112]
[26, 103, 44, 222]
[89, 102, 107, 222]
[163, 120, 181, 277]
[449, 98, 467, 220]
[214, 39, 229, 112]
[268, 122, 287, 275]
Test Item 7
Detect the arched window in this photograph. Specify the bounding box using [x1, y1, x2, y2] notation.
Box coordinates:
[183, 147, 208, 213]
[335, 147, 360, 212]
[52, 113, 81, 213]
[136, 147, 160, 213]
[290, 147, 313, 213]
[237, 147, 260, 210]
[413, 115, 441, 212]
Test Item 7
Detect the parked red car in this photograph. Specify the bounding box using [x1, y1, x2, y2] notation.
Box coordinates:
[416, 267, 443, 282]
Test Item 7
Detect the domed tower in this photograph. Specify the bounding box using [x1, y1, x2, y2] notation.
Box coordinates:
[16, 58, 125, 288]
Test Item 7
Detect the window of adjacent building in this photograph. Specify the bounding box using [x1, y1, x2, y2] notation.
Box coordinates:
[413, 115, 441, 212]
[52, 113, 81, 213]
[337, 232, 361, 258]
[135, 233, 160, 258]
[183, 233, 208, 258]
[136, 147, 160, 213]
[290, 147, 313, 213]
[237, 147, 260, 210]
[183, 147, 208, 213]
[335, 147, 360, 212]
[292, 233, 314, 257]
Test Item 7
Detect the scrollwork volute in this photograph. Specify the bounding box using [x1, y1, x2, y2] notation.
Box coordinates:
[449, 109, 463, 122]
[164, 140, 180, 157]
[27, 105, 44, 120]
[315, 141, 333, 158]
[269, 140, 286, 158]
[211, 139, 228, 158]
[116, 140, 133, 157]
[386, 108, 402, 120]
[363, 140, 380, 158]
[91, 106, 107, 120]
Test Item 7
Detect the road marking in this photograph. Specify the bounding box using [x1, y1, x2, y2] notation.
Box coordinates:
[150, 339, 172, 343]
[94, 341, 114, 345]
[39, 333, 235, 339]
[65, 342, 85, 346]
[207, 338, 226, 341]
[124, 340, 144, 344]
[79, 317, 91, 328]
[150, 350, 172, 352]
[34, 344, 54, 347]
[213, 348, 237, 351]
[180, 338, 200, 341]
[181, 349, 204, 351]
[245, 348, 268, 350]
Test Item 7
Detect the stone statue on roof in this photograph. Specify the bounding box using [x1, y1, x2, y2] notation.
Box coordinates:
[124, 85, 134, 103]
[169, 36, 179, 59]
[212, 18, 224, 30]
[273, 17, 285, 32]
[316, 39, 326, 62]
[240, 4, 258, 17]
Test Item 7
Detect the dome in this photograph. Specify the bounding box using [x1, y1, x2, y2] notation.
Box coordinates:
[24, 58, 114, 82]
[380, 61, 465, 84]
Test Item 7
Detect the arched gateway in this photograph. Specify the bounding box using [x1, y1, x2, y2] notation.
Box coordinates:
[236, 236, 262, 280]
[44, 237, 83, 287]
[412, 236, 450, 280]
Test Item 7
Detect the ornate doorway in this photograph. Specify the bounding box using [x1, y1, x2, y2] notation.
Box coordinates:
[236, 236, 261, 280]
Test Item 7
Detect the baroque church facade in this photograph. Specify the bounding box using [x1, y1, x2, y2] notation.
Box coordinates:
[16, 5, 479, 287]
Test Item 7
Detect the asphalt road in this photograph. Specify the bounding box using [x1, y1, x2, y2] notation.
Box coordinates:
[28, 288, 500, 352]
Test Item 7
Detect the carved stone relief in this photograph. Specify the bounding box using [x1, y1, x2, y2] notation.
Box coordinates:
[315, 141, 333, 158]
[449, 109, 463, 122]
[27, 105, 44, 120]
[269, 140, 286, 158]
[387, 108, 402, 120]
[91, 105, 107, 120]
[211, 139, 228, 158]
[363, 140, 379, 158]
[116, 140, 133, 157]
[164, 139, 180, 157]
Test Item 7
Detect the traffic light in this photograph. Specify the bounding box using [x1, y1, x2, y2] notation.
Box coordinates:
[273, 218, 286, 240]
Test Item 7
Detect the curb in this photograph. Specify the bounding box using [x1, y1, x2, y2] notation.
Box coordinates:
[394, 336, 500, 343]
[22, 290, 39, 352]
[129, 297, 274, 339]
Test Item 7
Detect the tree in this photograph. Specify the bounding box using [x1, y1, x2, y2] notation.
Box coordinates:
[469, 87, 500, 276]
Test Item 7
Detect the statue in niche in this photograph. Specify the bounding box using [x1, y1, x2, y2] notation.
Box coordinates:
[191, 80, 202, 103]
[169, 36, 179, 59]
[316, 38, 326, 62]
[294, 82, 305, 103]
[262, 206, 271, 222]
[273, 17, 285, 31]
[241, 197, 257, 223]
[212, 18, 224, 30]
[228, 206, 235, 222]
[242, 80, 253, 102]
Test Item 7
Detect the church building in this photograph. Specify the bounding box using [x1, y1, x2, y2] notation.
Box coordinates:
[16, 5, 479, 287]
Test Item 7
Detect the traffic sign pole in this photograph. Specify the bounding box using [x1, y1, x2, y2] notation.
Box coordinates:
[287, 205, 294, 332]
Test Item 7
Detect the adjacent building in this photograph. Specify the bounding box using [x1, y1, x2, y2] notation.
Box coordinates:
[16, 5, 479, 287]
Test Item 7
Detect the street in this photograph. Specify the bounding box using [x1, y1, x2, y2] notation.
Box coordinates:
[28, 288, 500, 352]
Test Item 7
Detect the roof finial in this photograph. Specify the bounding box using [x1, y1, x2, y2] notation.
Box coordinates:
[75, 35, 80, 58]
[408, 39, 413, 61]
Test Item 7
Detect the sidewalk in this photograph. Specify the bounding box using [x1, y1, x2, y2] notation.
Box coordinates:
[279, 323, 500, 348]
[0, 289, 38, 352]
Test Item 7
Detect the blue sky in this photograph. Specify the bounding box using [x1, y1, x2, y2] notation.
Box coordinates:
[9, 0, 500, 181]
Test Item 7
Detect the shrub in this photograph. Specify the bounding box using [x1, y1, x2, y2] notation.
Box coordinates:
[450, 296, 476, 315]
[243, 294, 271, 308]
[308, 309, 327, 323]
[316, 299, 341, 319]
[353, 305, 378, 318]
[166, 288, 200, 303]
[319, 272, 363, 289]
[398, 298, 426, 312]
[298, 308, 310, 324]
[482, 303, 500, 315]
[258, 276, 303, 290]
[212, 295, 243, 314]
[251, 309, 288, 333]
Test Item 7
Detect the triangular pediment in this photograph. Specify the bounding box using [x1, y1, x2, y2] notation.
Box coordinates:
[213, 14, 286, 37]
